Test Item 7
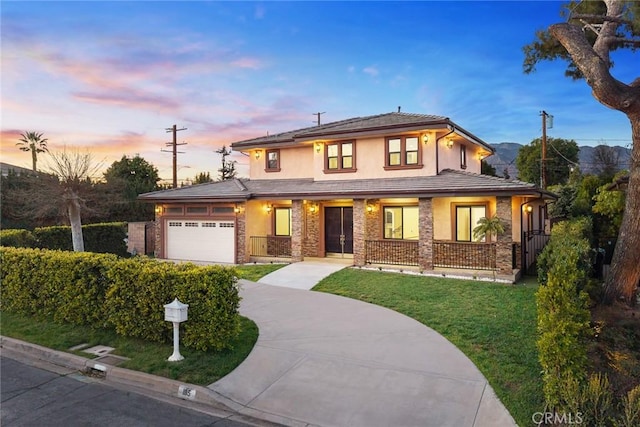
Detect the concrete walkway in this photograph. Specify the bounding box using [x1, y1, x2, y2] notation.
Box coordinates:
[258, 259, 350, 290]
[210, 278, 516, 427]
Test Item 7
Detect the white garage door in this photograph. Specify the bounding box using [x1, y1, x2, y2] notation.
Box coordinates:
[166, 220, 236, 263]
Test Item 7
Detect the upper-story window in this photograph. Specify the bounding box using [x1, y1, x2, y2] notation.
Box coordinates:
[325, 140, 355, 173]
[266, 149, 280, 172]
[460, 145, 467, 169]
[385, 136, 422, 169]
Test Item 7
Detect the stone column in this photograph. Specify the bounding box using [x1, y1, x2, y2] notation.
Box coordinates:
[235, 205, 246, 264]
[353, 199, 366, 266]
[419, 198, 434, 271]
[495, 196, 514, 274]
[291, 200, 304, 262]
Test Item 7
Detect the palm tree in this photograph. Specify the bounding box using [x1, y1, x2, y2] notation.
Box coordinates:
[17, 131, 49, 172]
[473, 215, 506, 281]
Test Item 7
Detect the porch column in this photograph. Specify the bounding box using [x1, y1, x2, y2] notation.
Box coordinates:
[291, 200, 304, 262]
[496, 196, 514, 274]
[353, 199, 366, 266]
[419, 198, 434, 271]
[235, 205, 247, 263]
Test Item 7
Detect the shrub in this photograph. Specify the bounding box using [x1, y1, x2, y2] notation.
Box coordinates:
[32, 222, 128, 256]
[615, 385, 640, 427]
[536, 218, 592, 410]
[0, 247, 241, 350]
[0, 229, 36, 248]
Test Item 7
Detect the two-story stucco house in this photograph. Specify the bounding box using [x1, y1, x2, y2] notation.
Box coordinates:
[140, 112, 553, 279]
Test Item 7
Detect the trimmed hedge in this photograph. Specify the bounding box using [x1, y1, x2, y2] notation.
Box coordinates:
[536, 219, 592, 411]
[0, 223, 128, 257]
[0, 247, 241, 351]
[0, 229, 37, 248]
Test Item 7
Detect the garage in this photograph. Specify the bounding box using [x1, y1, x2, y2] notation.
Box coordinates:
[165, 219, 236, 263]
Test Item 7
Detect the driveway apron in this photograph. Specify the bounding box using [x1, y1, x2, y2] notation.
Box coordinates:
[210, 275, 516, 427]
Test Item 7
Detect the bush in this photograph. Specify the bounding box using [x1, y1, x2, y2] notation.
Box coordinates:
[0, 229, 36, 248]
[0, 247, 241, 350]
[1, 223, 128, 256]
[536, 218, 592, 410]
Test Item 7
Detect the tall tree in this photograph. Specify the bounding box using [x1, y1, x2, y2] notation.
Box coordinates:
[516, 137, 579, 186]
[216, 145, 237, 181]
[524, 0, 640, 305]
[481, 159, 497, 176]
[46, 148, 100, 251]
[16, 131, 48, 171]
[103, 155, 160, 221]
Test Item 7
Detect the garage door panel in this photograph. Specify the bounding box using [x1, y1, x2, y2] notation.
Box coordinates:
[166, 220, 235, 263]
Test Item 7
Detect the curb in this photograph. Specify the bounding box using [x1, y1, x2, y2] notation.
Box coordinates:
[0, 336, 284, 427]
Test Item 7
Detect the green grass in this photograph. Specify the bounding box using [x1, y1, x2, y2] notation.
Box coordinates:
[1, 311, 258, 386]
[234, 263, 288, 282]
[313, 269, 542, 427]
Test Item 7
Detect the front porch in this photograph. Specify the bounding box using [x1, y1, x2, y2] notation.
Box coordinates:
[244, 195, 532, 277]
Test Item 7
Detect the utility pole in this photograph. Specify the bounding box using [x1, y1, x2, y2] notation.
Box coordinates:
[313, 112, 325, 126]
[162, 124, 187, 188]
[540, 111, 550, 189]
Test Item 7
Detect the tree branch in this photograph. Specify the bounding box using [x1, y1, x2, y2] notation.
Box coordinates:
[571, 13, 631, 26]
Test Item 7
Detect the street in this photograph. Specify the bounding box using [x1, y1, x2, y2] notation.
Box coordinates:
[1, 356, 253, 427]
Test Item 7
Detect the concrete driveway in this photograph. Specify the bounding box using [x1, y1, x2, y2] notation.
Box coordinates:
[209, 277, 516, 427]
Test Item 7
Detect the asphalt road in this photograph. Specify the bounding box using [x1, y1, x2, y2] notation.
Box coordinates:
[1, 357, 252, 427]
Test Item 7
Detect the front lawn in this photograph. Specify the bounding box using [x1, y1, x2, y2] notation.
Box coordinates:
[234, 263, 287, 282]
[313, 268, 542, 427]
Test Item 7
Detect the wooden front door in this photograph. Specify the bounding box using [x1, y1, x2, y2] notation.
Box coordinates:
[324, 207, 353, 254]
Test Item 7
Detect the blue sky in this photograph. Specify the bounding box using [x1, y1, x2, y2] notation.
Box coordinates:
[1, 1, 636, 182]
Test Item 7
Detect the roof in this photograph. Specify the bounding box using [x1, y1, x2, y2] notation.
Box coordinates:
[1, 162, 33, 176]
[230, 112, 494, 153]
[139, 169, 552, 203]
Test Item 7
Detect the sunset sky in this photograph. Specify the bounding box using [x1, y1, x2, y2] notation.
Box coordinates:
[1, 1, 635, 183]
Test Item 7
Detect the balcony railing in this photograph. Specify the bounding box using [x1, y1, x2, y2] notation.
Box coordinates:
[433, 240, 496, 270]
[250, 236, 292, 258]
[365, 240, 419, 266]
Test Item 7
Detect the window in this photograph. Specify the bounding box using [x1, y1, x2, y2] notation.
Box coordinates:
[460, 145, 467, 169]
[165, 207, 183, 215]
[456, 205, 486, 242]
[186, 206, 207, 214]
[274, 207, 292, 236]
[266, 149, 280, 171]
[212, 206, 235, 214]
[325, 141, 355, 172]
[383, 206, 419, 240]
[385, 136, 421, 169]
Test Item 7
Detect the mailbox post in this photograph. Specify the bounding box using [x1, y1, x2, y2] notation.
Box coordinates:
[164, 298, 189, 362]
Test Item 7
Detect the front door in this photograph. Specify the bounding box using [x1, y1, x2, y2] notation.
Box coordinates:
[324, 207, 353, 254]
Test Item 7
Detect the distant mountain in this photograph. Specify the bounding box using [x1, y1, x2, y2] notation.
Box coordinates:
[485, 142, 631, 180]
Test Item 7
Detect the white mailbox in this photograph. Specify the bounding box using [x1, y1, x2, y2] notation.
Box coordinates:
[164, 298, 188, 323]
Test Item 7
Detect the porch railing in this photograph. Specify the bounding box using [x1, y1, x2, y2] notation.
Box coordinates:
[250, 236, 292, 258]
[433, 240, 496, 270]
[365, 240, 419, 266]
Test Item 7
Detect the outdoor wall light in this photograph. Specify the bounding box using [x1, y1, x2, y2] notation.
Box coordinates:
[309, 204, 317, 213]
[234, 205, 242, 214]
[366, 205, 374, 213]
[315, 143, 322, 153]
[255, 150, 262, 160]
[155, 206, 163, 214]
[421, 134, 429, 144]
[526, 205, 533, 213]
[446, 138, 454, 149]
[265, 204, 272, 214]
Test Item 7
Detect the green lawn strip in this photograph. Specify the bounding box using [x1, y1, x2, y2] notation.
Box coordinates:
[1, 311, 258, 386]
[234, 263, 288, 282]
[313, 268, 542, 427]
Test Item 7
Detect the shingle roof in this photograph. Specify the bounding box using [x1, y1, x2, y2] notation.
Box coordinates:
[139, 170, 550, 202]
[230, 112, 492, 152]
